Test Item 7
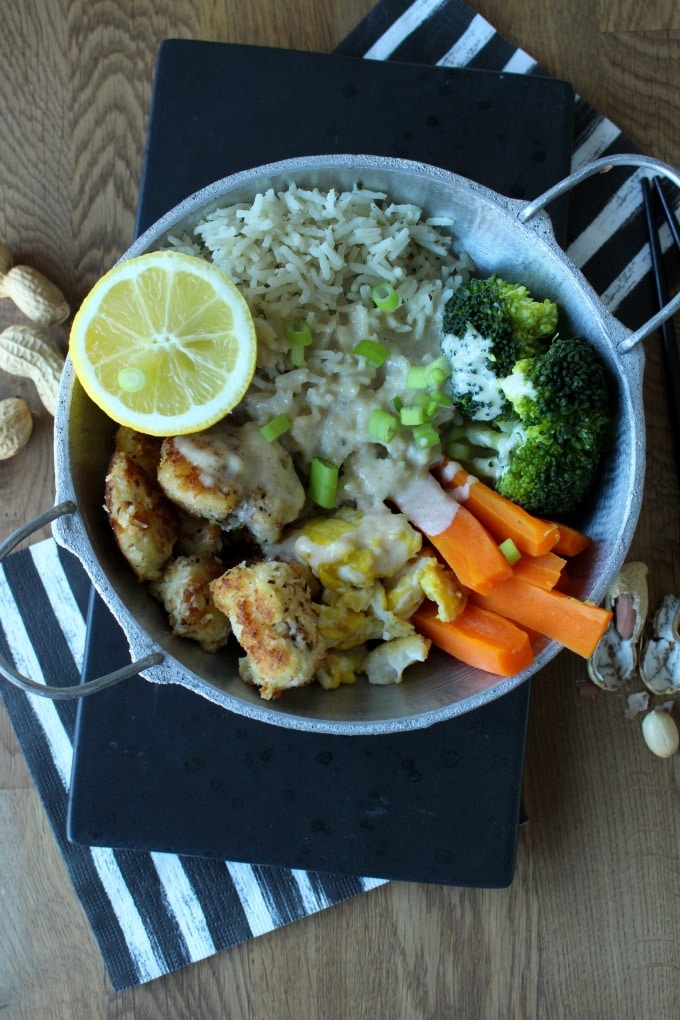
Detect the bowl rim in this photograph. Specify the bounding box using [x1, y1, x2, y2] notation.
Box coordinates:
[52, 153, 645, 733]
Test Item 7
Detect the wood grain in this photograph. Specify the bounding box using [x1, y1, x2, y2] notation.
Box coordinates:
[2, 1, 680, 1017]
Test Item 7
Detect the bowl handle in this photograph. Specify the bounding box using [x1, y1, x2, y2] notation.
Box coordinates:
[0, 501, 162, 700]
[518, 153, 680, 352]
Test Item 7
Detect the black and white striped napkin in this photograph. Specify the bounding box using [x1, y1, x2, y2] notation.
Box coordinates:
[0, 543, 386, 988]
[0, 0, 673, 992]
[340, 0, 678, 333]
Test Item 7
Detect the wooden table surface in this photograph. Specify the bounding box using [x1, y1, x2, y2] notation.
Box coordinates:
[2, 1, 680, 1017]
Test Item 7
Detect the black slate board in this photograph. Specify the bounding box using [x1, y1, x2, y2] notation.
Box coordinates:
[71, 589, 531, 885]
[67, 41, 575, 887]
[135, 41, 574, 237]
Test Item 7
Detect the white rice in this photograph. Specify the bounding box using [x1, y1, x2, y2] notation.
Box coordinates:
[166, 183, 473, 508]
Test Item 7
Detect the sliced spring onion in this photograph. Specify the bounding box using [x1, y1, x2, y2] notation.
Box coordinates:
[352, 339, 390, 366]
[289, 344, 306, 367]
[370, 280, 400, 312]
[392, 395, 404, 413]
[286, 319, 313, 346]
[117, 367, 146, 392]
[411, 422, 440, 449]
[400, 405, 426, 427]
[259, 414, 291, 443]
[424, 356, 452, 386]
[413, 392, 432, 409]
[405, 365, 429, 390]
[368, 408, 399, 444]
[309, 457, 339, 509]
[428, 388, 453, 407]
[499, 538, 522, 565]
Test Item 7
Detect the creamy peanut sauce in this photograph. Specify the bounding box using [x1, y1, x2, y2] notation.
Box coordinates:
[241, 306, 450, 512]
[440, 323, 505, 421]
[392, 473, 459, 537]
[168, 185, 472, 527]
[294, 509, 422, 582]
[438, 460, 475, 502]
[173, 420, 305, 531]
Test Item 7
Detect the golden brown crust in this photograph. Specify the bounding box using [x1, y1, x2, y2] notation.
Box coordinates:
[113, 425, 163, 479]
[150, 554, 231, 653]
[104, 450, 178, 581]
[156, 423, 306, 544]
[157, 436, 240, 522]
[210, 560, 326, 699]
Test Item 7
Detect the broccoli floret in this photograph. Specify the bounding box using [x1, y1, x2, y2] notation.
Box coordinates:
[498, 280, 559, 349]
[440, 274, 611, 517]
[501, 336, 610, 427]
[453, 415, 607, 518]
[503, 422, 606, 517]
[451, 406, 609, 518]
[446, 334, 611, 518]
[442, 277, 516, 375]
[440, 275, 558, 420]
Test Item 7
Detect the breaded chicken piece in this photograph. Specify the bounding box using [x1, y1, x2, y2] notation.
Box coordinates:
[113, 425, 163, 480]
[150, 554, 231, 653]
[157, 420, 306, 545]
[210, 560, 326, 699]
[105, 450, 178, 581]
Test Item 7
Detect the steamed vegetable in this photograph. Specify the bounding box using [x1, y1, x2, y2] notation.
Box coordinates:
[439, 275, 611, 519]
[548, 520, 592, 557]
[512, 551, 566, 590]
[451, 413, 607, 520]
[501, 335, 609, 425]
[436, 459, 561, 556]
[413, 600, 534, 677]
[425, 504, 513, 596]
[469, 576, 612, 659]
[393, 474, 512, 596]
[440, 274, 558, 421]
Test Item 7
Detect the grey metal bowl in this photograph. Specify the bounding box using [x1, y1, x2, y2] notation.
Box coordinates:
[4, 152, 680, 734]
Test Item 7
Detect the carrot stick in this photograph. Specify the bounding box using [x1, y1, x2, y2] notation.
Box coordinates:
[425, 505, 513, 596]
[546, 520, 592, 557]
[468, 576, 612, 658]
[413, 600, 534, 677]
[436, 460, 561, 556]
[512, 551, 566, 590]
[393, 475, 513, 596]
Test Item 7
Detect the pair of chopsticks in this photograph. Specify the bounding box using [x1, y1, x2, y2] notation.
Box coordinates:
[641, 176, 680, 486]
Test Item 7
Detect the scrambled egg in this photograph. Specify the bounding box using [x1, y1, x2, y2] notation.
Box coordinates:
[363, 635, 431, 686]
[386, 555, 466, 623]
[294, 508, 421, 590]
[317, 647, 367, 690]
[317, 584, 413, 649]
[293, 508, 466, 686]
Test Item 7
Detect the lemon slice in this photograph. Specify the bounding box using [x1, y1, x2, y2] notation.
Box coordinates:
[69, 250, 257, 436]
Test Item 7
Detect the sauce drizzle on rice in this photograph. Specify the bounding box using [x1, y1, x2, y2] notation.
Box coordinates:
[166, 184, 473, 507]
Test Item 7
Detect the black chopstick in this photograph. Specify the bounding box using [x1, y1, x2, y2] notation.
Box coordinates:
[653, 176, 680, 251]
[640, 176, 680, 487]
